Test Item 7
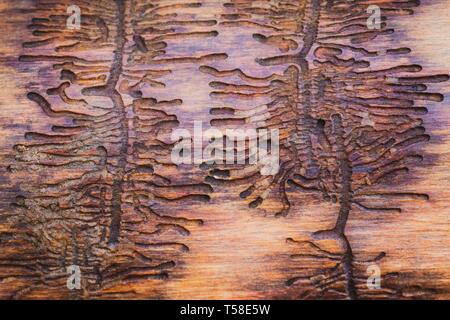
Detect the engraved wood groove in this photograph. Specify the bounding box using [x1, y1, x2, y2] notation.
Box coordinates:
[4, 0, 218, 298]
[0, 0, 449, 299]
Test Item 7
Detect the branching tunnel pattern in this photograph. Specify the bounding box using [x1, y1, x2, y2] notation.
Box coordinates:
[0, 0, 448, 299]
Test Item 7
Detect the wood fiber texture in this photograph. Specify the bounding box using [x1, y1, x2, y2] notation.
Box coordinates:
[0, 0, 449, 299]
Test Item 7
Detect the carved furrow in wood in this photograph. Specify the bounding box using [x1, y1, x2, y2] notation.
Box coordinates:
[1, 0, 230, 298]
[204, 0, 448, 299]
[0, 0, 448, 300]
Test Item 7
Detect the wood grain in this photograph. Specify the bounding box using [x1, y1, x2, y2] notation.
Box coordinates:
[0, 0, 448, 299]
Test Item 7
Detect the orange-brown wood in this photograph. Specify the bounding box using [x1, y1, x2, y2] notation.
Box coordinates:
[0, 0, 449, 299]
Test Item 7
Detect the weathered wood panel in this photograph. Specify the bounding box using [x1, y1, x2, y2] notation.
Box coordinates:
[0, 0, 448, 299]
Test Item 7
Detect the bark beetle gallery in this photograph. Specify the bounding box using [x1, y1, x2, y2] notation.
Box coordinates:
[0, 0, 448, 299]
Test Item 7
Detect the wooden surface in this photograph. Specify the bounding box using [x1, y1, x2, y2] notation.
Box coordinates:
[0, 0, 449, 299]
